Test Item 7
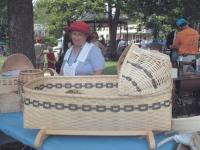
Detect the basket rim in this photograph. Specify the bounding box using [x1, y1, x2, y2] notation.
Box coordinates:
[0, 75, 18, 79]
[20, 69, 42, 75]
[23, 75, 171, 100]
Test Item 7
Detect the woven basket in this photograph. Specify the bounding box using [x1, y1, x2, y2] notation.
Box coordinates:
[118, 44, 172, 96]
[23, 75, 172, 131]
[117, 44, 132, 74]
[0, 53, 34, 94]
[0, 76, 18, 94]
[18, 68, 57, 97]
[0, 93, 21, 113]
[0, 53, 34, 73]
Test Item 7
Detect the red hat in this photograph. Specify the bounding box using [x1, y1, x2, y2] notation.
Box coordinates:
[69, 21, 89, 34]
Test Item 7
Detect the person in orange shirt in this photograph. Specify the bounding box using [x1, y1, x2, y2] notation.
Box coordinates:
[171, 18, 199, 74]
[171, 18, 199, 58]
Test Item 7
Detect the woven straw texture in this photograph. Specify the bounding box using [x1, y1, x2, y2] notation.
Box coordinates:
[0, 92, 21, 113]
[118, 44, 172, 96]
[0, 53, 33, 73]
[23, 75, 171, 131]
[0, 53, 33, 94]
[18, 68, 57, 96]
[18, 69, 44, 95]
[117, 44, 132, 73]
[0, 76, 18, 94]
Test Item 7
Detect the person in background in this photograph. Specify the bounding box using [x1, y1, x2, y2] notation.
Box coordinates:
[166, 30, 179, 67]
[55, 27, 72, 73]
[170, 18, 199, 73]
[91, 32, 107, 55]
[171, 18, 199, 62]
[60, 21, 105, 76]
[140, 37, 148, 49]
[34, 38, 45, 70]
[47, 46, 56, 69]
[116, 38, 126, 56]
[100, 35, 106, 46]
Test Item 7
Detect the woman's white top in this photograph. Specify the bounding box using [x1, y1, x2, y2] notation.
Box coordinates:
[62, 42, 105, 76]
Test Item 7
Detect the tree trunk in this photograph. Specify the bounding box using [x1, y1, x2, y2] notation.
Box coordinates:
[8, 0, 35, 66]
[108, 3, 120, 53]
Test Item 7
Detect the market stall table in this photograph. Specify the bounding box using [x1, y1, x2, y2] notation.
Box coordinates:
[173, 73, 200, 117]
[0, 112, 176, 150]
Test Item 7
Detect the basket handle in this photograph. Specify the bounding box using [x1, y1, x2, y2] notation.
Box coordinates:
[42, 68, 58, 76]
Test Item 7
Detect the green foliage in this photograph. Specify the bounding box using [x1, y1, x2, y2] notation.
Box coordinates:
[33, 0, 200, 44]
[34, 0, 105, 39]
[43, 35, 57, 45]
[146, 15, 172, 40]
[103, 61, 117, 75]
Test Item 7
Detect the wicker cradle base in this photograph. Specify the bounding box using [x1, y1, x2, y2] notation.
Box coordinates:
[34, 129, 155, 149]
[23, 75, 172, 131]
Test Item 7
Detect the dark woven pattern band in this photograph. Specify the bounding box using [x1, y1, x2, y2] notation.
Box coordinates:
[24, 98, 171, 112]
[34, 82, 118, 90]
[0, 79, 18, 86]
[126, 61, 157, 89]
[122, 75, 142, 92]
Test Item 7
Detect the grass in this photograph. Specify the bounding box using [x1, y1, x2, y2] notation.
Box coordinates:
[0, 56, 6, 68]
[0, 56, 117, 75]
[103, 61, 117, 75]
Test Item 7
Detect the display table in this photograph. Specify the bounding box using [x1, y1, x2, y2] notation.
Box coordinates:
[0, 112, 176, 150]
[173, 74, 200, 117]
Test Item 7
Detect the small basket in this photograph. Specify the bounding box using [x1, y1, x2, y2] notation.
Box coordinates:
[23, 75, 172, 131]
[18, 69, 44, 95]
[18, 68, 57, 97]
[118, 44, 172, 96]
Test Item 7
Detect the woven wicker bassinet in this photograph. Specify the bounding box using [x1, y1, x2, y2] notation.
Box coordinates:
[118, 44, 172, 96]
[23, 75, 172, 131]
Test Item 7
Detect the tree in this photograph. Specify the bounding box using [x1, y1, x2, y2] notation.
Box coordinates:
[34, 0, 129, 51]
[34, 0, 103, 39]
[8, 0, 35, 65]
[0, 0, 8, 41]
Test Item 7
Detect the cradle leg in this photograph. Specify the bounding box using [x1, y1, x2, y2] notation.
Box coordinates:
[147, 131, 155, 150]
[35, 129, 47, 148]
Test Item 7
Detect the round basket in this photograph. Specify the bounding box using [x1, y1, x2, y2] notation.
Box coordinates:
[118, 43, 172, 96]
[18, 68, 57, 100]
[23, 75, 172, 131]
[18, 69, 44, 95]
[0, 53, 34, 94]
[0, 53, 34, 73]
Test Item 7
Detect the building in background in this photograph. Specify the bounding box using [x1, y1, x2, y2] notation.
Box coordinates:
[97, 24, 152, 45]
[34, 24, 47, 39]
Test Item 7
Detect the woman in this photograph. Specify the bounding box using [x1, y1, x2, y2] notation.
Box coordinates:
[60, 21, 105, 76]
[91, 32, 107, 55]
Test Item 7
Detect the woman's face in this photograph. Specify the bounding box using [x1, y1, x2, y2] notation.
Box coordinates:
[71, 31, 87, 47]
